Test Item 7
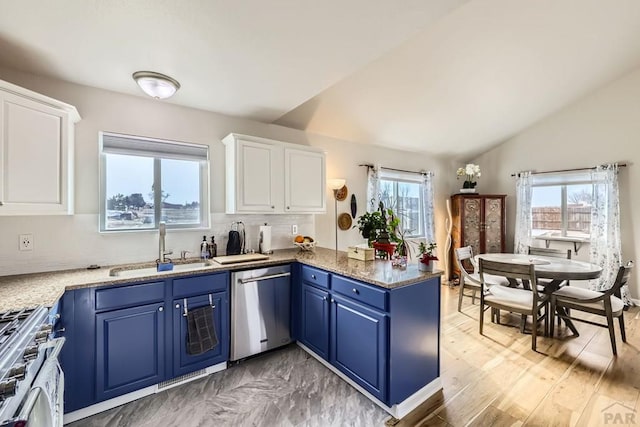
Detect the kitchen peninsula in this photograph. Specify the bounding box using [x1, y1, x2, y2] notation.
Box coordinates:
[0, 247, 441, 422]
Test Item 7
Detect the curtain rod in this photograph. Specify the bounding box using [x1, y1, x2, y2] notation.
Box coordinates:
[511, 163, 627, 177]
[359, 163, 430, 176]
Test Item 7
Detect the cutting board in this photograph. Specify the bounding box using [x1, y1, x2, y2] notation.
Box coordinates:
[212, 253, 270, 264]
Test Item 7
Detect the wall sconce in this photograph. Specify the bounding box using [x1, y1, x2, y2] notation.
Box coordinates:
[328, 179, 346, 253]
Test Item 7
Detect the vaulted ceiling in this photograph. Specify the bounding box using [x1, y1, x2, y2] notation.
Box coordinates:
[2, 0, 640, 158]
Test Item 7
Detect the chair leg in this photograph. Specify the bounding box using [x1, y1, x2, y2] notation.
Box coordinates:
[479, 301, 484, 335]
[471, 290, 476, 305]
[619, 313, 626, 343]
[457, 282, 464, 312]
[549, 298, 556, 338]
[606, 310, 617, 356]
[543, 304, 549, 337]
[531, 310, 538, 351]
[520, 315, 526, 333]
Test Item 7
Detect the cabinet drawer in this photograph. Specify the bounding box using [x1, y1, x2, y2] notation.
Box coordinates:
[332, 276, 388, 311]
[301, 266, 330, 289]
[95, 281, 165, 311]
[173, 272, 228, 298]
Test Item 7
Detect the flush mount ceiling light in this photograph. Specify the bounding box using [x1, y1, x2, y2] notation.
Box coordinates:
[132, 71, 180, 99]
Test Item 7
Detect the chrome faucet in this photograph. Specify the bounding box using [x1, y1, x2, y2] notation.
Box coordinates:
[158, 222, 172, 263]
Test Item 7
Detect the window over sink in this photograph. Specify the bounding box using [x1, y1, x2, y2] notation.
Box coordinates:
[99, 132, 209, 232]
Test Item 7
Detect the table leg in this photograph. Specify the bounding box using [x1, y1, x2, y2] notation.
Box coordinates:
[556, 307, 579, 336]
[544, 279, 580, 337]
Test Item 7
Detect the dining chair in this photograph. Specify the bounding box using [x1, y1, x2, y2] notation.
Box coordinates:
[527, 246, 572, 289]
[455, 246, 510, 312]
[479, 258, 549, 351]
[550, 261, 633, 356]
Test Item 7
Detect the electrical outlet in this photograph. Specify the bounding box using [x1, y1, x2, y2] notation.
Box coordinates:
[19, 234, 33, 251]
[292, 225, 298, 235]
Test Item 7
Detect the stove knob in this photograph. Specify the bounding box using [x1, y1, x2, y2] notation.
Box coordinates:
[39, 324, 54, 334]
[23, 344, 39, 361]
[34, 330, 50, 344]
[0, 379, 17, 399]
[7, 363, 26, 380]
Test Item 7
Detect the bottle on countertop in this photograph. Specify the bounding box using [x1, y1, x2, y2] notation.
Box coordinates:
[208, 236, 217, 258]
[200, 235, 209, 259]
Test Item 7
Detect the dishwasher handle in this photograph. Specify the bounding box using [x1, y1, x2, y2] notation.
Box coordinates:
[239, 272, 291, 284]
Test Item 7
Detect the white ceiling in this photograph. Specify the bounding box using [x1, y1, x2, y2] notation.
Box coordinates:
[2, 0, 640, 158]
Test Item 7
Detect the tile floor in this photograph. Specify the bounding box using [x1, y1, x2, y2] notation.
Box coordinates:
[69, 344, 390, 427]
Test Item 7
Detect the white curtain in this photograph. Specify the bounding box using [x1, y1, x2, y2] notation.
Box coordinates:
[589, 164, 629, 304]
[421, 172, 436, 243]
[514, 171, 533, 254]
[366, 165, 380, 213]
[365, 165, 435, 243]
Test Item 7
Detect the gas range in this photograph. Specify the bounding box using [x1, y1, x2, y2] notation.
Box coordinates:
[0, 306, 64, 427]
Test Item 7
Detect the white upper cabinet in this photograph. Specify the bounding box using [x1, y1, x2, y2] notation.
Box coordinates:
[223, 134, 326, 214]
[0, 79, 80, 215]
[284, 148, 326, 213]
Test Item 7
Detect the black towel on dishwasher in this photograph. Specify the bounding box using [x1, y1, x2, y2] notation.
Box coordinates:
[187, 305, 218, 355]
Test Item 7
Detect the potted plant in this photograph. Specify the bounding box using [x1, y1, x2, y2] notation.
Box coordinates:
[355, 210, 386, 247]
[456, 163, 481, 192]
[418, 242, 438, 272]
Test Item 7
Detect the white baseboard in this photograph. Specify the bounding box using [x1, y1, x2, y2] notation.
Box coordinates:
[296, 342, 442, 419]
[63, 361, 226, 425]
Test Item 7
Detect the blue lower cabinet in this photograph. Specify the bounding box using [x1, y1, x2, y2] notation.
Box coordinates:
[172, 291, 228, 377]
[330, 295, 388, 402]
[300, 283, 330, 360]
[95, 302, 166, 402]
[62, 272, 233, 413]
[295, 266, 441, 408]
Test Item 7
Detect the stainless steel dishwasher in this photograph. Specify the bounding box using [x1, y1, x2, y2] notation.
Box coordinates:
[230, 264, 292, 361]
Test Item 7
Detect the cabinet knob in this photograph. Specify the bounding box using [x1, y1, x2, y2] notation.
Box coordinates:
[311, 274, 316, 280]
[287, 206, 290, 210]
[0, 201, 3, 206]
[158, 306, 164, 312]
[271, 205, 275, 209]
[352, 288, 359, 294]
[323, 296, 327, 301]
[331, 298, 335, 303]
[175, 304, 180, 309]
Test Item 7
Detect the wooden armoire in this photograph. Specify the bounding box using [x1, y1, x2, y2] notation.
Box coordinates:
[450, 194, 506, 281]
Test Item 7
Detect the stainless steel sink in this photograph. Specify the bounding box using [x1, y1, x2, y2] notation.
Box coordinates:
[109, 260, 213, 277]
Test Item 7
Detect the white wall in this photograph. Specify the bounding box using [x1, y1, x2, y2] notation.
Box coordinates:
[0, 66, 452, 276]
[472, 65, 640, 299]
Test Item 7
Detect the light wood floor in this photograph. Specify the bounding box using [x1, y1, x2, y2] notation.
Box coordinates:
[395, 284, 640, 427]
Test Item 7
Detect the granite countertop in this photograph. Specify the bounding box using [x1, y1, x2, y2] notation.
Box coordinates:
[0, 247, 441, 311]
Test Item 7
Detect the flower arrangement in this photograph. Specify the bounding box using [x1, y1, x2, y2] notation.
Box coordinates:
[456, 163, 481, 189]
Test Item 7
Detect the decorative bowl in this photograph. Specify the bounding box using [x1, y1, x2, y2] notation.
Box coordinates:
[294, 241, 316, 251]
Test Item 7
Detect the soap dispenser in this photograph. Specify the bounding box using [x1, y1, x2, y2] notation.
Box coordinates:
[208, 236, 217, 258]
[200, 236, 209, 259]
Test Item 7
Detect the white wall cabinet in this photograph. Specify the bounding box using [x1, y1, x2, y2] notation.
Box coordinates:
[223, 134, 326, 214]
[0, 79, 80, 215]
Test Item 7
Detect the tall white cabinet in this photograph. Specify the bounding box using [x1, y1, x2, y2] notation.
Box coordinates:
[223, 134, 326, 214]
[0, 79, 80, 215]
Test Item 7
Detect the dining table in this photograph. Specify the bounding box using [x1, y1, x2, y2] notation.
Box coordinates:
[475, 253, 603, 336]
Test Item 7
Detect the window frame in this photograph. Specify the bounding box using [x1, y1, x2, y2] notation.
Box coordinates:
[378, 173, 425, 239]
[99, 131, 210, 232]
[531, 178, 593, 239]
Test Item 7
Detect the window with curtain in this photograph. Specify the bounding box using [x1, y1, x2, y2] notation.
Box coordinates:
[514, 165, 629, 305]
[99, 132, 210, 232]
[366, 166, 435, 242]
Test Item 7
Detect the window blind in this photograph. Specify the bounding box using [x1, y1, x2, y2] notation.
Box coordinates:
[101, 132, 208, 161]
